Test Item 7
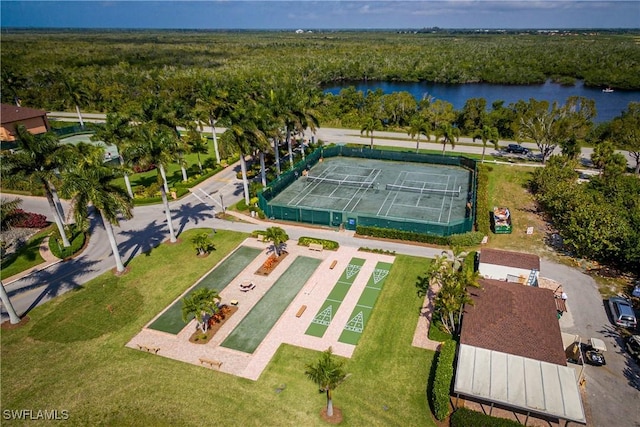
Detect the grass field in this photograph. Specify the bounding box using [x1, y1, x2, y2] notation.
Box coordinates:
[1, 227, 435, 426]
[0, 227, 50, 280]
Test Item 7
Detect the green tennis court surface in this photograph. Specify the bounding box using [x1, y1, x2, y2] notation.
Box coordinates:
[147, 246, 262, 334]
[338, 262, 392, 345]
[305, 258, 365, 338]
[221, 256, 321, 354]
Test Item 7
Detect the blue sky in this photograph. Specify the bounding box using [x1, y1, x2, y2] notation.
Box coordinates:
[1, 1, 638, 30]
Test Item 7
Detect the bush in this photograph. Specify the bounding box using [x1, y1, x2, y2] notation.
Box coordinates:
[451, 408, 523, 427]
[236, 199, 249, 211]
[432, 339, 456, 421]
[11, 210, 49, 229]
[298, 237, 339, 251]
[358, 247, 395, 255]
[475, 164, 491, 235]
[355, 225, 450, 246]
[449, 231, 485, 247]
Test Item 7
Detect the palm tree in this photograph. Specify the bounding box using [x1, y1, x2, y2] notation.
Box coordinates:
[181, 288, 220, 332]
[3, 125, 70, 247]
[407, 117, 432, 153]
[91, 112, 136, 198]
[195, 80, 231, 165]
[435, 123, 460, 156]
[360, 117, 383, 149]
[258, 226, 289, 257]
[61, 75, 90, 128]
[59, 148, 133, 274]
[130, 123, 179, 243]
[1, 197, 23, 231]
[0, 281, 21, 324]
[474, 125, 500, 162]
[191, 232, 215, 256]
[183, 126, 208, 173]
[304, 347, 348, 418]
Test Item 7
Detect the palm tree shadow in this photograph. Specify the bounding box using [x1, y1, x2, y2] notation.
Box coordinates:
[7, 256, 101, 317]
[173, 202, 215, 235]
[118, 220, 167, 262]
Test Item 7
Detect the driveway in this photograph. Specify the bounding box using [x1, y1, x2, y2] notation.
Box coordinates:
[541, 259, 640, 427]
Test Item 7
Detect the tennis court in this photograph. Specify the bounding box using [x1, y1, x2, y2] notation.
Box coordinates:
[268, 156, 471, 230]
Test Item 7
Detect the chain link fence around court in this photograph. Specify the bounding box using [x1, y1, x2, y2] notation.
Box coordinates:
[258, 146, 477, 236]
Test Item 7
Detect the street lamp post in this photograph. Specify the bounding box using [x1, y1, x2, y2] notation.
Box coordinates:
[220, 194, 225, 213]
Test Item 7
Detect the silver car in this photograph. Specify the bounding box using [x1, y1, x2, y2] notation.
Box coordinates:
[608, 296, 637, 329]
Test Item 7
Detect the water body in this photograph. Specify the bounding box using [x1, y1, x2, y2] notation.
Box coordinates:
[324, 80, 640, 123]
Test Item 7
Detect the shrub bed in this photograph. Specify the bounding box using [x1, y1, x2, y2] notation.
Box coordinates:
[49, 228, 86, 259]
[12, 210, 49, 229]
[432, 339, 456, 421]
[298, 237, 339, 250]
[475, 164, 491, 235]
[356, 225, 450, 246]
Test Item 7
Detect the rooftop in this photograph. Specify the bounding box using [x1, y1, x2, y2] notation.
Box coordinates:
[1, 104, 47, 124]
[478, 248, 540, 271]
[460, 278, 566, 366]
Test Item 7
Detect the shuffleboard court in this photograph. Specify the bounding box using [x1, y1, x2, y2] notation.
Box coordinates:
[221, 256, 322, 354]
[305, 258, 365, 338]
[338, 262, 393, 345]
[147, 246, 262, 334]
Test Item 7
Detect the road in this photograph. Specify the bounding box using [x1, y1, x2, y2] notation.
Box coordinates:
[3, 114, 639, 426]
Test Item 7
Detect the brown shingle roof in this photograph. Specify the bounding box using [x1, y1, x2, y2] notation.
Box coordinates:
[460, 278, 566, 366]
[1, 104, 47, 124]
[479, 248, 540, 271]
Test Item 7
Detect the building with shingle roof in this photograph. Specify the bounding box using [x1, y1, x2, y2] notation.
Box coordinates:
[1, 104, 49, 142]
[478, 248, 540, 286]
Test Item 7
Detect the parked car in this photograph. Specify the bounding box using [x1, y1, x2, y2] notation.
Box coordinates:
[625, 335, 640, 363]
[506, 144, 529, 154]
[608, 296, 638, 329]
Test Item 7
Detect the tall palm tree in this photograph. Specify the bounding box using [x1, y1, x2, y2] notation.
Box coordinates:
[59, 149, 133, 274]
[474, 125, 500, 162]
[91, 112, 136, 198]
[3, 125, 70, 247]
[435, 123, 460, 156]
[360, 117, 383, 149]
[408, 117, 432, 153]
[258, 226, 289, 257]
[304, 347, 348, 418]
[61, 75, 90, 128]
[130, 123, 179, 243]
[183, 126, 208, 173]
[0, 281, 21, 324]
[195, 80, 231, 165]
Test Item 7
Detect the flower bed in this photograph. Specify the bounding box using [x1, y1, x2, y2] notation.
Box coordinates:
[256, 252, 288, 276]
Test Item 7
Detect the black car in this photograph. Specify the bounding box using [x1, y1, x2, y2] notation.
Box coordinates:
[625, 335, 640, 363]
[507, 144, 529, 154]
[506, 144, 529, 154]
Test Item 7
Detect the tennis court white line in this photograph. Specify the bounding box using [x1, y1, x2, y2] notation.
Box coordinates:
[437, 174, 451, 223]
[446, 176, 458, 224]
[381, 170, 406, 217]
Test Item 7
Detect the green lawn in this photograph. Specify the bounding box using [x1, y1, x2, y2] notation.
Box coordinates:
[0, 229, 436, 426]
[0, 227, 51, 280]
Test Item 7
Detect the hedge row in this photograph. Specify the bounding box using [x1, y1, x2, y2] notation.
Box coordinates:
[49, 228, 86, 259]
[475, 164, 491, 236]
[432, 339, 457, 421]
[355, 226, 485, 248]
[451, 408, 523, 427]
[297, 237, 339, 251]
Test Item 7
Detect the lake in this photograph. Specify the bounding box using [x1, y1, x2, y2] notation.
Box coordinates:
[324, 80, 640, 123]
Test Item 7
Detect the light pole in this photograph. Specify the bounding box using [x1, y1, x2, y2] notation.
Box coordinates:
[220, 194, 225, 213]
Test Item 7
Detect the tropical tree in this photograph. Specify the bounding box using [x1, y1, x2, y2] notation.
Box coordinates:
[3, 125, 70, 247]
[0, 281, 21, 324]
[195, 79, 232, 165]
[407, 117, 431, 153]
[474, 125, 500, 162]
[0, 197, 23, 231]
[91, 112, 136, 198]
[129, 123, 179, 243]
[61, 75, 91, 128]
[181, 288, 220, 332]
[434, 123, 460, 156]
[59, 147, 133, 274]
[191, 231, 215, 256]
[360, 116, 383, 149]
[304, 347, 348, 418]
[257, 226, 289, 257]
[183, 126, 209, 173]
[610, 102, 640, 174]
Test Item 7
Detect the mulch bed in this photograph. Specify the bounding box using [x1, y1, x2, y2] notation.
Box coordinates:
[1, 316, 30, 330]
[256, 252, 288, 276]
[189, 305, 238, 344]
[320, 407, 343, 424]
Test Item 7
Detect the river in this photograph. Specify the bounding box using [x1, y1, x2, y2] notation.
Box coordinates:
[324, 80, 640, 123]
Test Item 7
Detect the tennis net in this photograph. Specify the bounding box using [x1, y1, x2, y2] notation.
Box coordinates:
[386, 183, 461, 197]
[305, 175, 375, 189]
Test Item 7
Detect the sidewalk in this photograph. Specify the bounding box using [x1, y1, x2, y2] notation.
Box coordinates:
[3, 237, 62, 285]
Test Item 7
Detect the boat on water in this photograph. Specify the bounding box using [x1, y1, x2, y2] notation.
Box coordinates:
[603, 87, 614, 93]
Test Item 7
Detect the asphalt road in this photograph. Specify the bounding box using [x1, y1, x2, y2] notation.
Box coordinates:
[3, 117, 639, 426]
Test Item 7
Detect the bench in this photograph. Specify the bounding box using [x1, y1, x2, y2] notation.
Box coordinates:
[296, 305, 307, 318]
[199, 358, 223, 370]
[555, 298, 567, 313]
[137, 344, 160, 354]
[309, 243, 323, 252]
[330, 260, 338, 269]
